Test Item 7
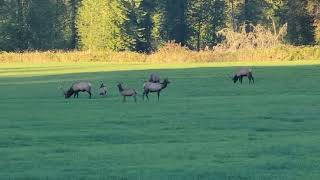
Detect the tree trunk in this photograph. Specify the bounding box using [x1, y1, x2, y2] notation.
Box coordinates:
[230, 0, 236, 31]
[197, 22, 201, 51]
[244, 0, 250, 33]
[70, 0, 77, 49]
[17, 0, 23, 50]
[16, 0, 31, 50]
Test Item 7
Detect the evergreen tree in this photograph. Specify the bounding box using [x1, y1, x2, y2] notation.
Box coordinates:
[135, 0, 155, 52]
[284, 0, 315, 45]
[0, 0, 319, 51]
[0, 0, 74, 51]
[0, 0, 20, 50]
[150, 7, 165, 49]
[306, 0, 320, 43]
[121, 0, 157, 52]
[187, 0, 226, 50]
[237, 0, 269, 32]
[16, 0, 31, 50]
[77, 0, 129, 50]
[70, 0, 79, 49]
[119, 0, 142, 51]
[161, 0, 189, 45]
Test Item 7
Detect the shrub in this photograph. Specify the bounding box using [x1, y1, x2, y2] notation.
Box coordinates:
[215, 24, 288, 51]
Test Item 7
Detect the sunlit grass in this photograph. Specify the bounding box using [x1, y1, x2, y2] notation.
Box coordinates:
[0, 61, 320, 77]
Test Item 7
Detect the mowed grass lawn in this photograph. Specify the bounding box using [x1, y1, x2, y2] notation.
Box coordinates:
[0, 62, 320, 180]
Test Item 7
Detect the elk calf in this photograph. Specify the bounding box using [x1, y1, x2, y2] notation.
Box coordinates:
[143, 78, 170, 101]
[62, 81, 92, 99]
[99, 83, 107, 96]
[232, 68, 254, 84]
[117, 83, 137, 102]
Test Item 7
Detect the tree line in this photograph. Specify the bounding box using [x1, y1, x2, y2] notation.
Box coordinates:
[0, 0, 319, 52]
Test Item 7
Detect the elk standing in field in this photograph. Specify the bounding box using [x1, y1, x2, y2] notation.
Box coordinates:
[117, 83, 137, 102]
[148, 73, 161, 83]
[232, 68, 254, 84]
[61, 81, 92, 99]
[143, 78, 170, 101]
[99, 83, 107, 96]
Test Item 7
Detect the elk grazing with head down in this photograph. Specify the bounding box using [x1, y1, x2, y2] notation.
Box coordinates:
[143, 78, 170, 101]
[148, 73, 161, 83]
[117, 83, 137, 102]
[61, 81, 92, 99]
[99, 83, 107, 96]
[232, 68, 254, 84]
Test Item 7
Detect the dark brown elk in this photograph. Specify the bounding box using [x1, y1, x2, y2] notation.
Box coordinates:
[117, 83, 137, 102]
[148, 73, 160, 83]
[143, 78, 170, 101]
[99, 83, 107, 96]
[62, 81, 92, 99]
[232, 68, 254, 84]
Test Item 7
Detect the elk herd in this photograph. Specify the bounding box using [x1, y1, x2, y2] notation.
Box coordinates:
[60, 68, 254, 102]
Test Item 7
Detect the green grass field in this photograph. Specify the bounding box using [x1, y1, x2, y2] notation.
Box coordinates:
[0, 62, 320, 180]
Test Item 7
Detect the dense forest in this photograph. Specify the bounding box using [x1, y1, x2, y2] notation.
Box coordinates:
[0, 0, 319, 52]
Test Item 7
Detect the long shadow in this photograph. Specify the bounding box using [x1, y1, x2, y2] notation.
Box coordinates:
[0, 63, 318, 81]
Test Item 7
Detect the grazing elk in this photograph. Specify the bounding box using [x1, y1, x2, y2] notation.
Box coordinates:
[148, 73, 161, 83]
[117, 83, 137, 102]
[61, 81, 92, 99]
[143, 78, 170, 101]
[99, 83, 107, 96]
[232, 68, 254, 84]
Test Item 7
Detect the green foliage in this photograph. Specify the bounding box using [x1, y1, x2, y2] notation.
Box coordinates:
[121, 0, 144, 51]
[237, 0, 269, 31]
[306, 0, 320, 43]
[134, 0, 157, 52]
[77, 0, 128, 50]
[283, 0, 315, 45]
[0, 0, 73, 51]
[150, 10, 165, 49]
[77, 0, 163, 52]
[186, 0, 226, 50]
[161, 0, 189, 45]
[27, 0, 60, 49]
[0, 0, 18, 50]
[0, 0, 319, 51]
